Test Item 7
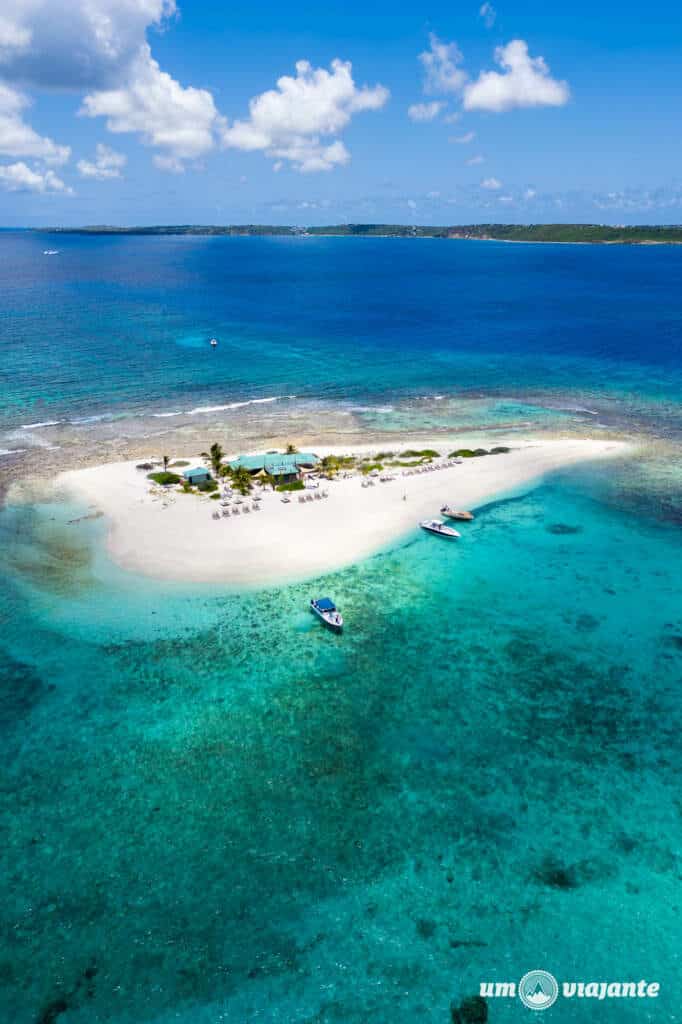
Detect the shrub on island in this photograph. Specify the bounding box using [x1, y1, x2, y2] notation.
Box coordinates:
[196, 479, 218, 492]
[171, 459, 191, 467]
[401, 448, 441, 459]
[277, 480, 305, 492]
[147, 471, 182, 485]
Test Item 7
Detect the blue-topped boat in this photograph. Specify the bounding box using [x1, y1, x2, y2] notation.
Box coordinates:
[310, 597, 344, 633]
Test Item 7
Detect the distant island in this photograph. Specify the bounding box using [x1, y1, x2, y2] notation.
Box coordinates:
[37, 223, 682, 244]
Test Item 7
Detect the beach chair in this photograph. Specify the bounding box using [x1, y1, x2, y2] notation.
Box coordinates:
[222, 508, 230, 517]
[252, 504, 259, 511]
[243, 505, 250, 514]
[298, 495, 305, 503]
[306, 493, 313, 502]
[232, 507, 240, 516]
[314, 492, 322, 500]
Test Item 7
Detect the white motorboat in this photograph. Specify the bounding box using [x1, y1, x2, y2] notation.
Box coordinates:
[310, 597, 343, 633]
[210, 338, 218, 347]
[420, 518, 461, 539]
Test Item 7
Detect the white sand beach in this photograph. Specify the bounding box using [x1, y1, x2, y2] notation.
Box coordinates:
[57, 438, 629, 586]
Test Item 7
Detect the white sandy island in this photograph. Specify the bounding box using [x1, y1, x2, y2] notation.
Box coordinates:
[57, 438, 629, 586]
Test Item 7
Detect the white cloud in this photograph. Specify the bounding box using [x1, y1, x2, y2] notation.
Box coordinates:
[419, 34, 467, 95]
[0, 160, 71, 193]
[407, 101, 444, 122]
[451, 130, 475, 143]
[479, 3, 497, 28]
[0, 83, 70, 164]
[524, 187, 536, 199]
[464, 39, 569, 112]
[498, 194, 514, 202]
[466, 154, 485, 165]
[0, 1, 177, 90]
[407, 198, 417, 210]
[481, 176, 502, 189]
[0, 13, 32, 55]
[222, 59, 389, 172]
[0, 1, 223, 170]
[81, 46, 220, 168]
[77, 142, 126, 179]
[443, 111, 462, 124]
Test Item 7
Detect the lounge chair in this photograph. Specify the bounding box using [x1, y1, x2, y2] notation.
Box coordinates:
[243, 505, 250, 514]
[298, 495, 305, 503]
[232, 507, 240, 515]
[314, 492, 322, 500]
[222, 508, 230, 517]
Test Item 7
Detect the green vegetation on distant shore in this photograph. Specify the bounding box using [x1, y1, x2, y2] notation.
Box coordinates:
[39, 224, 682, 244]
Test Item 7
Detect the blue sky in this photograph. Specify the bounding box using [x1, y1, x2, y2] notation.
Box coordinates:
[0, 0, 680, 226]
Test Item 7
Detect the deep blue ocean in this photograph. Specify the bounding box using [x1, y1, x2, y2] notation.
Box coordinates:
[1, 232, 681, 1023]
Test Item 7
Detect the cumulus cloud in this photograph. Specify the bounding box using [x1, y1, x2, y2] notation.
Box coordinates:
[81, 46, 220, 167]
[77, 142, 126, 179]
[0, 1, 177, 90]
[464, 39, 569, 112]
[0, 160, 71, 192]
[0, 1, 222, 170]
[407, 101, 444, 122]
[466, 154, 485, 165]
[479, 3, 497, 28]
[451, 130, 475, 143]
[481, 176, 502, 189]
[222, 59, 389, 172]
[419, 34, 467, 95]
[0, 83, 70, 164]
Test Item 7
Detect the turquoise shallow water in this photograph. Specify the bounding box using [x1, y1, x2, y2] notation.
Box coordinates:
[1, 459, 681, 1022]
[1, 233, 681, 1020]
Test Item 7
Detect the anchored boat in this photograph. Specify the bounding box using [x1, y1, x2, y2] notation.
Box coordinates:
[420, 519, 461, 539]
[310, 597, 344, 633]
[440, 506, 475, 522]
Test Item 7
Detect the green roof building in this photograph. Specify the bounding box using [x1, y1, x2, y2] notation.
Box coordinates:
[229, 451, 319, 482]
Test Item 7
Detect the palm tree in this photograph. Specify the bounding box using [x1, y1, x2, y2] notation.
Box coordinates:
[231, 466, 253, 495]
[262, 471, 277, 491]
[285, 443, 299, 454]
[201, 442, 224, 477]
[162, 454, 170, 472]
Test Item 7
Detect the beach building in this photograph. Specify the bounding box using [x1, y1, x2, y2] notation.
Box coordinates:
[183, 467, 212, 485]
[229, 452, 319, 485]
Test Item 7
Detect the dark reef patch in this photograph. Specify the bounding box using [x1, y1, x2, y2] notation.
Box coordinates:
[0, 650, 46, 725]
[546, 522, 583, 535]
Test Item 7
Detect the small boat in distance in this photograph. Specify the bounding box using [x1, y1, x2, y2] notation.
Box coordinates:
[310, 597, 343, 633]
[440, 506, 475, 522]
[420, 519, 461, 539]
[210, 338, 218, 347]
[43, 250, 59, 255]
